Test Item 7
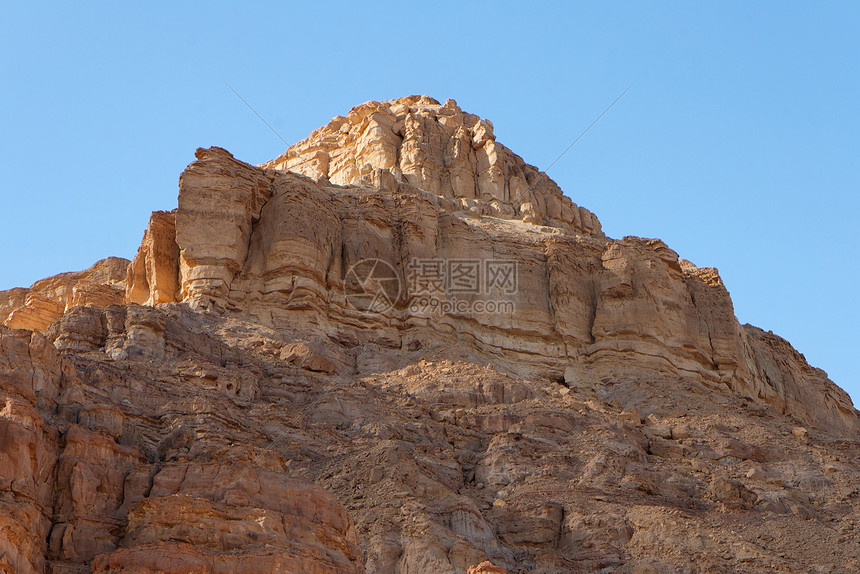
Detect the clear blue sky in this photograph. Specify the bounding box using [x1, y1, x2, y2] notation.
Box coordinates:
[1, 3, 858, 401]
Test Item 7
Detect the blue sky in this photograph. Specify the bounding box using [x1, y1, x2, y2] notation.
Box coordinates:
[1, 2, 858, 401]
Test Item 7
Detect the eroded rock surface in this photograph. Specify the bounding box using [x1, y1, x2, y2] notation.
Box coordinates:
[0, 316, 364, 574]
[262, 96, 602, 235]
[123, 99, 855, 437]
[1, 96, 858, 574]
[1, 257, 128, 332]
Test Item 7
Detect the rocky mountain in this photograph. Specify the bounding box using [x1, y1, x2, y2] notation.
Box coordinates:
[1, 95, 858, 574]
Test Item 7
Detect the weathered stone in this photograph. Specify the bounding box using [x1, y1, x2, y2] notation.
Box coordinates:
[468, 560, 507, 574]
[126, 210, 180, 306]
[176, 147, 272, 310]
[2, 257, 128, 332]
[1, 96, 859, 574]
[262, 96, 602, 235]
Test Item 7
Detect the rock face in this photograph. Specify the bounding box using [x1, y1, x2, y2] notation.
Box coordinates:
[0, 314, 363, 574]
[2, 96, 859, 574]
[262, 96, 602, 234]
[126, 97, 855, 438]
[1, 257, 128, 332]
[126, 210, 180, 306]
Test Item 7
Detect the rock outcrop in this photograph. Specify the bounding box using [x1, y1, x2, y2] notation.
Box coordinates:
[125, 210, 180, 306]
[0, 314, 364, 574]
[262, 96, 602, 234]
[2, 96, 859, 574]
[1, 257, 128, 332]
[125, 97, 855, 437]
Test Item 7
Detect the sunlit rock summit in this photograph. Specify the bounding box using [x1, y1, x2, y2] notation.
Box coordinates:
[1, 96, 858, 573]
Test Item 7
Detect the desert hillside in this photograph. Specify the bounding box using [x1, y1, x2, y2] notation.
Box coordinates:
[1, 96, 858, 574]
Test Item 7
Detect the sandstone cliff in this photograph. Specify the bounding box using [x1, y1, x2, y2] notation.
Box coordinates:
[126, 97, 855, 438]
[1, 96, 858, 574]
[1, 257, 128, 332]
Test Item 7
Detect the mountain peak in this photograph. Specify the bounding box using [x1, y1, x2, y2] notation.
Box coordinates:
[2, 97, 859, 574]
[263, 96, 602, 234]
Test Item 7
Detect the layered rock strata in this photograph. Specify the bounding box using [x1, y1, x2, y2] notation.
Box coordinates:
[1, 96, 858, 573]
[1, 257, 128, 332]
[125, 97, 855, 437]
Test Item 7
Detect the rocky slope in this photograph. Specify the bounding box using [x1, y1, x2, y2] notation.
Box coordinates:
[1, 257, 128, 333]
[1, 96, 858, 574]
